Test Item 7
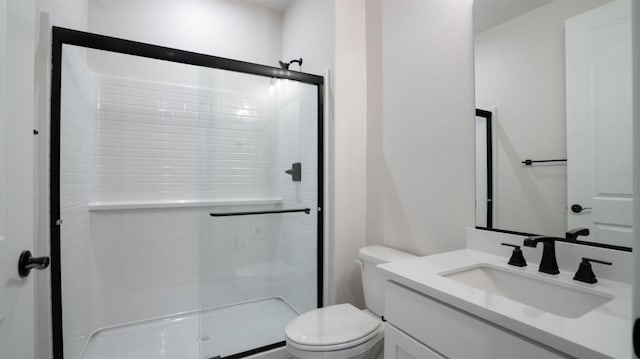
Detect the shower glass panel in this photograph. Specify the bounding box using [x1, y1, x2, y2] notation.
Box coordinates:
[196, 74, 319, 358]
[54, 29, 322, 359]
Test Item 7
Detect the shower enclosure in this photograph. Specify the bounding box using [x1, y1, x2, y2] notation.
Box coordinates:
[50, 27, 323, 359]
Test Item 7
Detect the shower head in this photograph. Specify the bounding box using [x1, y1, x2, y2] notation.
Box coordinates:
[278, 58, 303, 70]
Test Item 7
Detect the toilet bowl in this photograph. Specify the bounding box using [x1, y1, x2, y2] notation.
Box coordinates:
[286, 304, 384, 359]
[285, 246, 416, 359]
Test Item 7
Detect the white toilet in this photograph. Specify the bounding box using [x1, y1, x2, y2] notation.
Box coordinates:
[285, 245, 416, 359]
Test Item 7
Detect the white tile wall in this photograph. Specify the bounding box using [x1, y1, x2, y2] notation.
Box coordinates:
[94, 76, 278, 201]
[59, 46, 97, 359]
[88, 74, 289, 327]
[89, 208, 200, 327]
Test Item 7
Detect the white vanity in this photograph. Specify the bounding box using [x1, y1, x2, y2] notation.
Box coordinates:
[378, 249, 632, 359]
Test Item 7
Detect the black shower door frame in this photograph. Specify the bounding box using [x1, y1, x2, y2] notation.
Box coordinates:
[475, 108, 493, 228]
[50, 26, 324, 359]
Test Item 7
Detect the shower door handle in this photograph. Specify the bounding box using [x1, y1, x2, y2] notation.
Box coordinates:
[210, 208, 310, 217]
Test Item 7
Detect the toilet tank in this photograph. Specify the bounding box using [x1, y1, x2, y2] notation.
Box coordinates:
[358, 245, 416, 316]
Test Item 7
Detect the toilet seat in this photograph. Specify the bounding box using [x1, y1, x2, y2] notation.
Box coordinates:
[285, 304, 382, 352]
[287, 325, 382, 352]
[286, 331, 383, 359]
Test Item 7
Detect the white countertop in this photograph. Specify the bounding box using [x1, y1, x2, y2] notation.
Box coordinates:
[377, 249, 632, 359]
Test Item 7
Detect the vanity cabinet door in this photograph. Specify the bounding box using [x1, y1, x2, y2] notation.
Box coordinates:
[385, 282, 569, 359]
[384, 323, 444, 359]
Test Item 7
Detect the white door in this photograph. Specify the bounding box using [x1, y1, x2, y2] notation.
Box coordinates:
[566, 0, 633, 247]
[0, 0, 38, 358]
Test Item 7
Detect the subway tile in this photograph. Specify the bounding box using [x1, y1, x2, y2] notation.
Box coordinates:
[172, 110, 197, 119]
[171, 93, 197, 104]
[119, 86, 149, 98]
[161, 101, 185, 110]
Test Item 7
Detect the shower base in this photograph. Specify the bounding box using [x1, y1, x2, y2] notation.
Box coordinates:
[80, 297, 299, 359]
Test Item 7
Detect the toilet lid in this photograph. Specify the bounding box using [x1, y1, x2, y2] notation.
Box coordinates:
[285, 304, 381, 349]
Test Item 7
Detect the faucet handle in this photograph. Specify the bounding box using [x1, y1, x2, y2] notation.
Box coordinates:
[573, 257, 612, 284]
[566, 227, 590, 241]
[501, 243, 527, 267]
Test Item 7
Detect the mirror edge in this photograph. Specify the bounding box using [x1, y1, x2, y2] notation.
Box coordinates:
[474, 226, 633, 252]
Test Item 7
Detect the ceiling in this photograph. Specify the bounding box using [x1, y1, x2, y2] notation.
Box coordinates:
[473, 0, 554, 34]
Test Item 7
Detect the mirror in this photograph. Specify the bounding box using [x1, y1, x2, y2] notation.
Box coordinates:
[473, 0, 633, 249]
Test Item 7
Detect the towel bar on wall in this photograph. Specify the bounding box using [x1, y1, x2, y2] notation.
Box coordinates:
[521, 159, 567, 166]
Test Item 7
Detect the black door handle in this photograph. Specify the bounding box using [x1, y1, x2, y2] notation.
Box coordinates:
[571, 204, 592, 213]
[18, 250, 50, 278]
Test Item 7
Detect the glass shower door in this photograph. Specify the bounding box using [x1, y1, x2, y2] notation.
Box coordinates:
[52, 28, 323, 359]
[195, 69, 320, 358]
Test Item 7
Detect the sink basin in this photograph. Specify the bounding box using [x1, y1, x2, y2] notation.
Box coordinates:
[440, 264, 613, 318]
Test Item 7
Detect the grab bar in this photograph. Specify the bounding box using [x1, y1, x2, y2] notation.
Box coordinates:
[210, 208, 311, 217]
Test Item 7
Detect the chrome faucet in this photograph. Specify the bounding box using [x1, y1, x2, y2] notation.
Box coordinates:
[522, 236, 559, 275]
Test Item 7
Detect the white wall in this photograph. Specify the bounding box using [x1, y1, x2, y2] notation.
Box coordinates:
[87, 0, 283, 74]
[281, 0, 334, 76]
[333, 0, 476, 308]
[0, 1, 37, 358]
[365, 0, 475, 256]
[474, 0, 611, 237]
[83, 0, 284, 93]
[36, 0, 87, 30]
[333, 0, 368, 307]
